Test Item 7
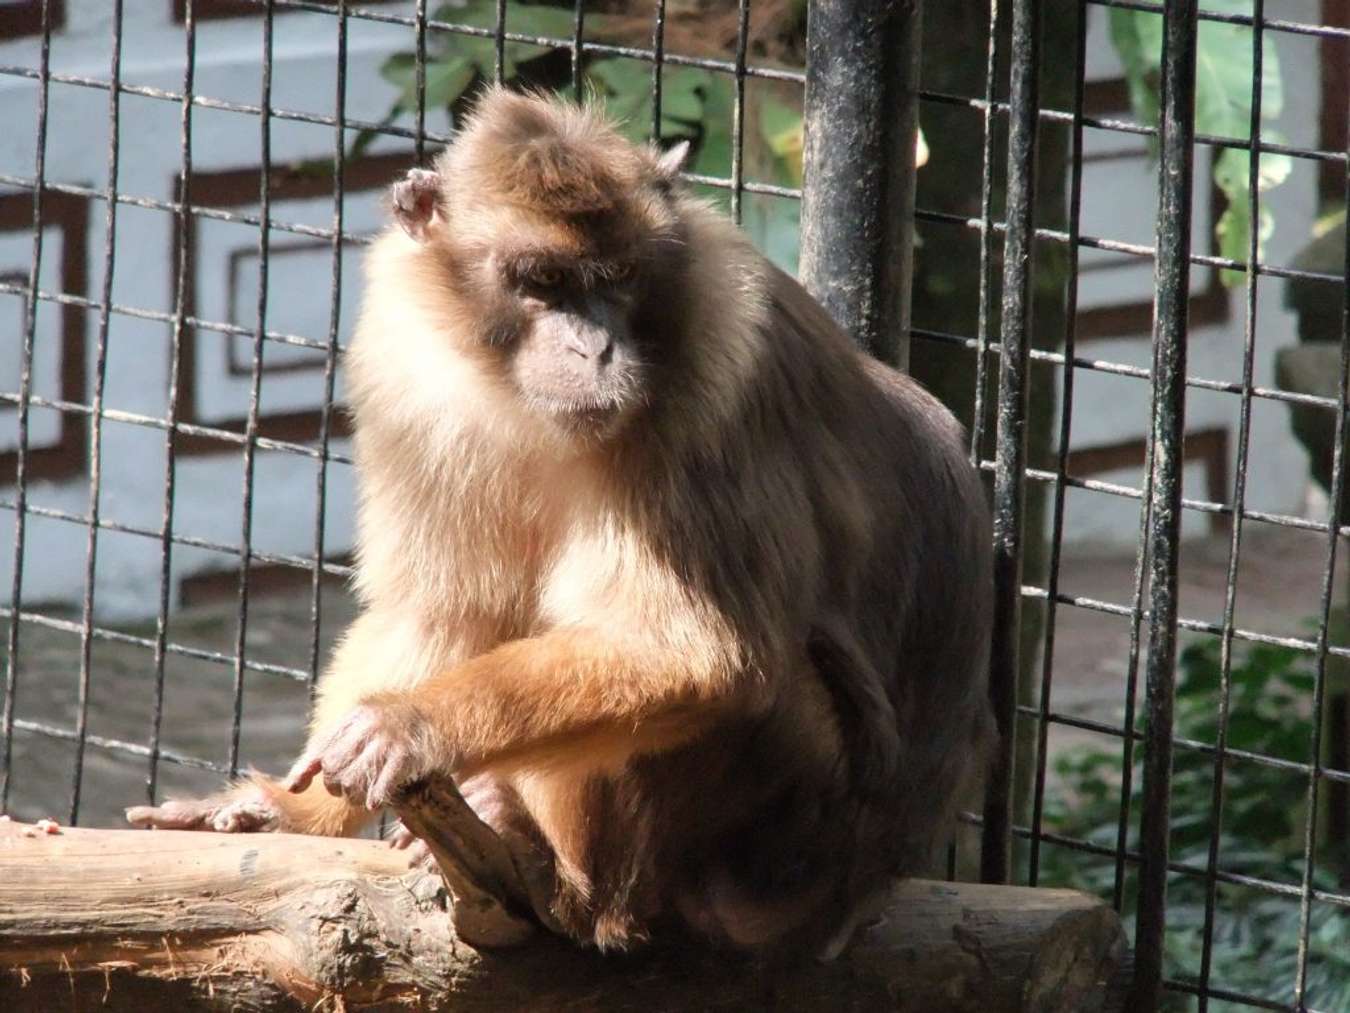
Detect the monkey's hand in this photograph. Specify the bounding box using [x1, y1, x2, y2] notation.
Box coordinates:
[283, 697, 436, 811]
[125, 786, 281, 833]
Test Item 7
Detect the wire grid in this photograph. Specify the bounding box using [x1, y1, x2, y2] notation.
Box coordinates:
[0, 1, 1347, 1009]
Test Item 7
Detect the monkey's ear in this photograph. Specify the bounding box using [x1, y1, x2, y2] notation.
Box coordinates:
[654, 140, 690, 181]
[390, 167, 445, 242]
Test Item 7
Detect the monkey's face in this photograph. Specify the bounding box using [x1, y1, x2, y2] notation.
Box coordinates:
[385, 88, 691, 443]
[491, 251, 653, 439]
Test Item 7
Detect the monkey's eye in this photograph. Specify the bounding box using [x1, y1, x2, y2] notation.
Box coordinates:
[531, 267, 564, 288]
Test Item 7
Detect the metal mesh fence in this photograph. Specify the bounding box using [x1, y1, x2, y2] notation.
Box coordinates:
[0, 1, 1348, 1009]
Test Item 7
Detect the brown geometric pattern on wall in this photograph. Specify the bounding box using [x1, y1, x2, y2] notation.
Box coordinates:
[1066, 426, 1231, 536]
[0, 190, 89, 485]
[0, 0, 65, 37]
[172, 0, 397, 22]
[171, 151, 415, 456]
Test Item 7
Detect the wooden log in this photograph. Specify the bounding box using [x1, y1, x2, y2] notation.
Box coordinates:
[0, 816, 1129, 1012]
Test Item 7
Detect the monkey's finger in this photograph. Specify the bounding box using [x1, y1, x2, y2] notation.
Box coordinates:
[366, 746, 411, 810]
[282, 754, 322, 794]
[321, 707, 384, 772]
[323, 739, 379, 801]
[337, 738, 389, 809]
[125, 801, 207, 830]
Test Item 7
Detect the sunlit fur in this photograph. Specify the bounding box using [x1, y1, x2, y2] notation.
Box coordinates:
[133, 87, 995, 956]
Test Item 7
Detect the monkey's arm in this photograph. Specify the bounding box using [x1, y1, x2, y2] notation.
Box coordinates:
[284, 626, 744, 809]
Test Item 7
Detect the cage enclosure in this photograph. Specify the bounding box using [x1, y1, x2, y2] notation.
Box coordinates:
[0, 1, 1347, 1011]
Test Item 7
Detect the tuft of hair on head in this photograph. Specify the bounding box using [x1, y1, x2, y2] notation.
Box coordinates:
[445, 86, 668, 215]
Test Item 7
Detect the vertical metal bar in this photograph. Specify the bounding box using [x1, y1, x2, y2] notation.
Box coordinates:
[1133, 0, 1200, 1004]
[69, 0, 124, 826]
[308, 0, 347, 693]
[980, 0, 1039, 886]
[493, 0, 507, 85]
[1112, 422, 1157, 911]
[951, 0, 1003, 882]
[570, 0, 584, 99]
[1294, 83, 1350, 1013]
[414, 0, 427, 165]
[728, 0, 749, 225]
[969, 0, 1001, 462]
[0, 0, 53, 813]
[146, 0, 197, 804]
[230, 0, 275, 776]
[1027, 0, 1087, 887]
[650, 0, 666, 144]
[799, 0, 923, 370]
[1196, 3, 1266, 1006]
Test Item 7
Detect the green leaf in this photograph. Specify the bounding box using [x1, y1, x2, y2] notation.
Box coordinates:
[1109, 0, 1288, 273]
[1108, 7, 1162, 131]
[380, 51, 416, 92]
[587, 60, 708, 145]
[424, 56, 477, 109]
[1213, 145, 1292, 283]
[1194, 2, 1284, 136]
[691, 74, 734, 183]
[660, 67, 708, 126]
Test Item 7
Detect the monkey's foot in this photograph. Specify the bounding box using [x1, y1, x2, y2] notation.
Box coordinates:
[387, 818, 435, 870]
[284, 700, 432, 811]
[125, 791, 281, 833]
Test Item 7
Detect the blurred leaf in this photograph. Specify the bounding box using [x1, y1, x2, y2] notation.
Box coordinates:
[1043, 618, 1350, 1007]
[691, 74, 733, 183]
[381, 51, 476, 111]
[1109, 0, 1288, 280]
[759, 95, 804, 186]
[586, 61, 708, 145]
[1214, 144, 1292, 283]
[1107, 6, 1162, 130]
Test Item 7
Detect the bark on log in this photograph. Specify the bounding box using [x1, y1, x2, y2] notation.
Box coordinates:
[0, 815, 1129, 1012]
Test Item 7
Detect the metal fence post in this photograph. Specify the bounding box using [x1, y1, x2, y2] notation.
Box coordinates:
[798, 0, 922, 370]
[981, 0, 1041, 886]
[1134, 0, 1200, 1007]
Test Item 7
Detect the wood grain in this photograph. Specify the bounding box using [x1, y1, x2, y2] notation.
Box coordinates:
[0, 810, 1129, 1012]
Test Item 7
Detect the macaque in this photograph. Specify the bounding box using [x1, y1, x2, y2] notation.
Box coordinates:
[128, 87, 994, 957]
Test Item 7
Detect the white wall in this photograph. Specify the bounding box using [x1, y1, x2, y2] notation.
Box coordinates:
[0, 2, 1329, 621]
[0, 0, 450, 619]
[1061, 11, 1320, 545]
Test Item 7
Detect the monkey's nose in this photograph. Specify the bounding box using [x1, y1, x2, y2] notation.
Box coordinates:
[563, 332, 615, 363]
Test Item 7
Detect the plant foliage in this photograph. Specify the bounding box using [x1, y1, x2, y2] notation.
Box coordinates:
[1108, 0, 1291, 284]
[356, 0, 805, 189]
[1042, 636, 1350, 1010]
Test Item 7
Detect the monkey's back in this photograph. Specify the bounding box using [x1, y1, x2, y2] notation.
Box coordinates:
[607, 260, 995, 950]
[753, 264, 995, 876]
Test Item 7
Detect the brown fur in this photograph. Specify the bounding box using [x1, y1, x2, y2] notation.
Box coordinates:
[127, 87, 994, 956]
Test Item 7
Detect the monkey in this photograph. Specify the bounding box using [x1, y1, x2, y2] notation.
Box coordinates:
[127, 86, 995, 957]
